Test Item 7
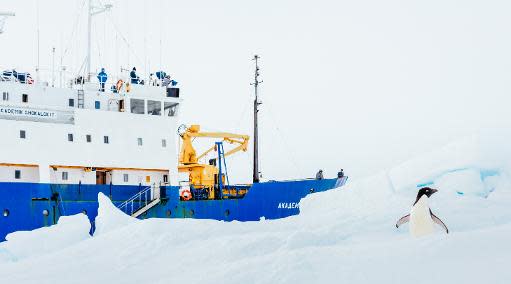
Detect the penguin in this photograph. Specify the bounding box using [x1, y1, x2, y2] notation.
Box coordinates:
[396, 187, 449, 237]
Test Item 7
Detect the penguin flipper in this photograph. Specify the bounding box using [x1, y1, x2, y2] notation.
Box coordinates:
[430, 210, 449, 234]
[395, 214, 410, 228]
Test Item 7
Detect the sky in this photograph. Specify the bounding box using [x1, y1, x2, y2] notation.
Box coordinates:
[1, 0, 511, 183]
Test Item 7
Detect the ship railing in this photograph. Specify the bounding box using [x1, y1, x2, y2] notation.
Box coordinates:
[117, 185, 154, 216]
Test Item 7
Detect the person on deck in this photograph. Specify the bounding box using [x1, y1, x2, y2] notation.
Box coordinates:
[316, 169, 324, 180]
[162, 75, 171, 87]
[130, 67, 139, 84]
[97, 68, 108, 92]
[338, 169, 344, 178]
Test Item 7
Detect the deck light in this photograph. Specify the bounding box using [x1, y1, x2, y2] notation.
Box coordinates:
[42, 209, 49, 216]
[3, 209, 9, 217]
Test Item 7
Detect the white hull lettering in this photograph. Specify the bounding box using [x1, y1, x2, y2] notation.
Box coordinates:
[278, 202, 299, 209]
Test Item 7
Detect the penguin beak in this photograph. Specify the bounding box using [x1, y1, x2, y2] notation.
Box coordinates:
[431, 188, 438, 194]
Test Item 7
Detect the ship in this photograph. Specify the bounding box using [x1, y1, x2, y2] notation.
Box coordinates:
[0, 4, 347, 241]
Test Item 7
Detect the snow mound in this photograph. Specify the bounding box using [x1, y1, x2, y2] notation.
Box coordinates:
[93, 192, 137, 236]
[0, 214, 90, 263]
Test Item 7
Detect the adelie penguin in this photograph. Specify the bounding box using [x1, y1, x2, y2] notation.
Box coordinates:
[396, 187, 449, 237]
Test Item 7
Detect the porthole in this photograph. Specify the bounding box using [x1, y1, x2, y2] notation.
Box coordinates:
[225, 209, 230, 217]
[166, 209, 172, 217]
[3, 209, 9, 217]
[42, 209, 49, 216]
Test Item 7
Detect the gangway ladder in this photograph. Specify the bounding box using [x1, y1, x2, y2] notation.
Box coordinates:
[77, 89, 85, 108]
[117, 185, 162, 218]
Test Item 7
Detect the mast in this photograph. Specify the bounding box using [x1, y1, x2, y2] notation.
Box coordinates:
[251, 55, 263, 183]
[87, 0, 92, 81]
[86, 0, 112, 81]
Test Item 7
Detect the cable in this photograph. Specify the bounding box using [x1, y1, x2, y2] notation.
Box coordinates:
[61, 0, 86, 63]
[234, 100, 251, 133]
[266, 102, 305, 177]
[103, 11, 145, 69]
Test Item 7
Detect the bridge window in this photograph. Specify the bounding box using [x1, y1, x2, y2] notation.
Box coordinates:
[19, 130, 26, 139]
[68, 133, 74, 142]
[137, 138, 143, 146]
[69, 99, 75, 107]
[147, 100, 162, 115]
[104, 136, 109, 144]
[95, 101, 101, 109]
[2, 92, 8, 101]
[164, 102, 179, 117]
[130, 99, 145, 114]
[22, 94, 28, 103]
[123, 174, 129, 183]
[14, 170, 21, 179]
[86, 135, 92, 143]
[62, 172, 69, 181]
[163, 175, 168, 183]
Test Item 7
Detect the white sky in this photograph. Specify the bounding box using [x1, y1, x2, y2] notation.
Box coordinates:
[2, 0, 511, 183]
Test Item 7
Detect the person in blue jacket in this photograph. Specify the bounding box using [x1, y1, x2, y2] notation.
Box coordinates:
[97, 68, 108, 92]
[130, 67, 139, 84]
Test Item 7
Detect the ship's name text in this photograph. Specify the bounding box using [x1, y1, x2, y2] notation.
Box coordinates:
[0, 107, 57, 119]
[278, 202, 299, 209]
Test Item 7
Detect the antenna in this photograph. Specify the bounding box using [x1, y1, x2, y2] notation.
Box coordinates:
[52, 47, 56, 87]
[251, 55, 263, 183]
[0, 12, 15, 34]
[86, 0, 112, 82]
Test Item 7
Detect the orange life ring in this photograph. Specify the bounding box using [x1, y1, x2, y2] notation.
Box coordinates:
[180, 189, 192, 201]
[116, 79, 124, 92]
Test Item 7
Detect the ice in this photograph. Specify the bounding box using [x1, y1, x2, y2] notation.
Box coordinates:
[0, 214, 90, 263]
[93, 192, 138, 236]
[0, 137, 510, 283]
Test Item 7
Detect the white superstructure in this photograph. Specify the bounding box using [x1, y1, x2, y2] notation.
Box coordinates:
[0, 77, 181, 186]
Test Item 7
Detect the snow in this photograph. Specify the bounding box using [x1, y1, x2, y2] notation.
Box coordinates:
[93, 192, 138, 236]
[0, 136, 510, 283]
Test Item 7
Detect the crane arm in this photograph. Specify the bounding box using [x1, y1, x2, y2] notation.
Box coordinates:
[179, 125, 250, 165]
[188, 132, 249, 140]
[196, 138, 248, 161]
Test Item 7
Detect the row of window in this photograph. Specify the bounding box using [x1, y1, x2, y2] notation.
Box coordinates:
[12, 169, 168, 183]
[2, 92, 28, 103]
[2, 92, 179, 117]
[130, 99, 178, 116]
[17, 130, 167, 147]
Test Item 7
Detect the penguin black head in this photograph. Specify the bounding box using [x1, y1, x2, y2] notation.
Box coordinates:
[414, 187, 438, 204]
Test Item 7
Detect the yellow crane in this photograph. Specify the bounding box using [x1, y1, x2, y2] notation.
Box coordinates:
[178, 125, 250, 199]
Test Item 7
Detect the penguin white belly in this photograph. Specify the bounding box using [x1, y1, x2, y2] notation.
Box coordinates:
[409, 196, 435, 237]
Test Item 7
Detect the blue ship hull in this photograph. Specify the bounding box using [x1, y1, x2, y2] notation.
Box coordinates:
[0, 177, 347, 241]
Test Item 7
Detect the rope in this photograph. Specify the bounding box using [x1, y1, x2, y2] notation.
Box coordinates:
[103, 9, 145, 68]
[234, 100, 251, 133]
[61, 0, 86, 63]
[265, 102, 305, 177]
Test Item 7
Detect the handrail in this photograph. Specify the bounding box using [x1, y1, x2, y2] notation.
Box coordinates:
[117, 186, 153, 216]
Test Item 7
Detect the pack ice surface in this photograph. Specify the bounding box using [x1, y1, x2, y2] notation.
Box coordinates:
[0, 134, 510, 284]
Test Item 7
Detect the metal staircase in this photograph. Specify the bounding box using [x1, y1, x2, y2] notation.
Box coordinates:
[117, 185, 161, 217]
